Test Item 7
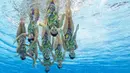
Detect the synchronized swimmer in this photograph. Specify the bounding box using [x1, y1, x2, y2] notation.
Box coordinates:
[14, 0, 79, 72]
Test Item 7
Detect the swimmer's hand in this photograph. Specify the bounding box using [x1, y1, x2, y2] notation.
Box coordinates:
[38, 58, 44, 65]
[33, 59, 37, 68]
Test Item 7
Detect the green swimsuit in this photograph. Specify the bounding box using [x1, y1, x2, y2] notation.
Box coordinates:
[43, 58, 52, 66]
[41, 32, 52, 54]
[65, 29, 76, 51]
[40, 33, 53, 66]
[17, 36, 26, 54]
[28, 22, 38, 50]
[47, 3, 59, 29]
[55, 44, 63, 61]
[65, 39, 75, 51]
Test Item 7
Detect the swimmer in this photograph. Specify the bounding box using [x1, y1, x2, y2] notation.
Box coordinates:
[15, 17, 27, 60]
[38, 18, 55, 72]
[53, 34, 66, 69]
[27, 8, 39, 67]
[16, 8, 39, 67]
[46, 0, 65, 37]
[61, 0, 79, 59]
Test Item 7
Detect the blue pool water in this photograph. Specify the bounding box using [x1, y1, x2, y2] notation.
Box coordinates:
[0, 0, 130, 73]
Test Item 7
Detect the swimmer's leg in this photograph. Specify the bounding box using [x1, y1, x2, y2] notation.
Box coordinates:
[59, 14, 65, 28]
[31, 47, 38, 67]
[34, 48, 38, 62]
[66, 0, 74, 33]
[26, 50, 36, 67]
[53, 36, 58, 50]
[73, 24, 79, 40]
[63, 16, 68, 35]
[61, 33, 67, 51]
[26, 52, 35, 60]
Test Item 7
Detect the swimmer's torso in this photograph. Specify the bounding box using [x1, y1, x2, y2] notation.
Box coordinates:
[55, 44, 63, 61]
[43, 57, 52, 66]
[41, 32, 52, 53]
[28, 22, 38, 37]
[28, 22, 38, 49]
[47, 2, 59, 29]
[64, 17, 75, 51]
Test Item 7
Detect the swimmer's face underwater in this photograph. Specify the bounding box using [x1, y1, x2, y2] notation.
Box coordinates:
[45, 66, 50, 73]
[69, 51, 75, 59]
[19, 51, 26, 60]
[50, 26, 58, 37]
[57, 61, 62, 69]
[44, 54, 50, 60]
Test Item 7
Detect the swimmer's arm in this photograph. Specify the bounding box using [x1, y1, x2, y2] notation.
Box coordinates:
[37, 40, 42, 52]
[26, 53, 35, 61]
[61, 34, 67, 50]
[51, 58, 55, 66]
[50, 51, 56, 65]
[51, 51, 56, 61]
[51, 60, 55, 66]
[38, 58, 44, 65]
[63, 50, 66, 60]
[13, 33, 28, 44]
